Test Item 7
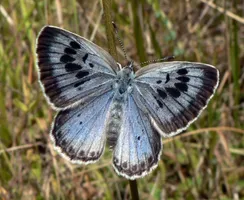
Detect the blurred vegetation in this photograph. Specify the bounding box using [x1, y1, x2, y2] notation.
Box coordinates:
[0, 0, 244, 199]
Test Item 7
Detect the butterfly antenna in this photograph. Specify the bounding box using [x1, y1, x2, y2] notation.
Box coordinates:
[112, 22, 128, 61]
[140, 56, 175, 66]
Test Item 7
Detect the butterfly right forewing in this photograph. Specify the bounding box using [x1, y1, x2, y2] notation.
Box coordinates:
[133, 62, 219, 137]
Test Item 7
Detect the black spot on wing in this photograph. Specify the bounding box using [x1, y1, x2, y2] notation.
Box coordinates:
[67, 148, 103, 162]
[140, 162, 146, 170]
[74, 78, 90, 87]
[165, 74, 170, 83]
[165, 87, 181, 98]
[60, 55, 75, 63]
[122, 162, 128, 168]
[177, 68, 188, 75]
[157, 89, 167, 99]
[75, 71, 89, 79]
[65, 63, 82, 72]
[90, 152, 95, 157]
[60, 139, 67, 147]
[132, 165, 137, 172]
[79, 150, 85, 156]
[82, 53, 88, 63]
[67, 146, 75, 156]
[156, 99, 163, 108]
[70, 41, 81, 49]
[156, 80, 162, 84]
[89, 63, 94, 68]
[148, 156, 153, 164]
[176, 76, 190, 82]
[174, 83, 188, 92]
[64, 47, 76, 55]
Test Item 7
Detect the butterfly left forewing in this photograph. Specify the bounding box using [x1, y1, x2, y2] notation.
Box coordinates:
[133, 62, 219, 137]
[36, 26, 118, 110]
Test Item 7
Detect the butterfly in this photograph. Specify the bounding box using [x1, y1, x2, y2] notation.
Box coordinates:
[36, 25, 219, 180]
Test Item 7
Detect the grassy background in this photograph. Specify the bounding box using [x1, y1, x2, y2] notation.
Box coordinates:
[0, 0, 244, 199]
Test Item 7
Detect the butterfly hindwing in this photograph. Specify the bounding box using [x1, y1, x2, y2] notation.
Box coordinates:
[36, 26, 118, 109]
[133, 62, 219, 137]
[51, 91, 114, 163]
[112, 95, 162, 179]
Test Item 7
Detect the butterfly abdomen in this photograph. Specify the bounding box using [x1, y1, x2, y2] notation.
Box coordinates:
[106, 97, 125, 148]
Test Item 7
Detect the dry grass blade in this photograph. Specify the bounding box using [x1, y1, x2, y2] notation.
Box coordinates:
[163, 127, 244, 144]
[201, 0, 244, 24]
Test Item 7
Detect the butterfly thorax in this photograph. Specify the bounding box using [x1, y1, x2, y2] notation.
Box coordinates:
[113, 65, 135, 95]
[106, 65, 135, 148]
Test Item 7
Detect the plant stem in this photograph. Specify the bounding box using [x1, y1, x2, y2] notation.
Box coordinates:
[102, 0, 118, 61]
[102, 1, 140, 199]
[130, 0, 147, 63]
[228, 1, 240, 126]
[129, 180, 140, 200]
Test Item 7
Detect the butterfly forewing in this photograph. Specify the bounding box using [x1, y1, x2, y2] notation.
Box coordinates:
[36, 26, 118, 109]
[134, 62, 219, 137]
[113, 95, 161, 179]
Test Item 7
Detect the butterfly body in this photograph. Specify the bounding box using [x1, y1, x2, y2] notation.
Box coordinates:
[36, 26, 219, 179]
[107, 63, 135, 148]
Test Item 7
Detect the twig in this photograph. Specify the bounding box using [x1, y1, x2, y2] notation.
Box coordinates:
[0, 142, 43, 154]
[200, 0, 244, 24]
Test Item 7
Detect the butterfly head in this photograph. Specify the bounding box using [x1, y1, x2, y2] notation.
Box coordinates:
[126, 61, 134, 70]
